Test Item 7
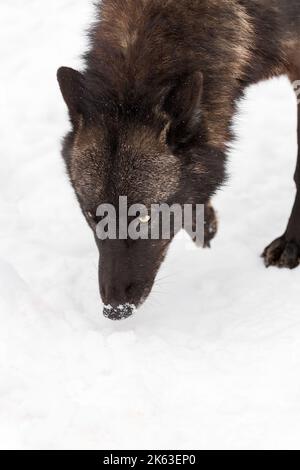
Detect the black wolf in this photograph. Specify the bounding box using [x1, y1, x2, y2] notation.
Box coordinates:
[57, 0, 300, 320]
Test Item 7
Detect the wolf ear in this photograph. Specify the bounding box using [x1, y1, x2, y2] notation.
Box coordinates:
[164, 71, 203, 145]
[57, 67, 86, 125]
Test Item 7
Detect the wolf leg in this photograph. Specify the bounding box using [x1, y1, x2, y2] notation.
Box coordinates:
[262, 91, 300, 269]
[187, 202, 218, 248]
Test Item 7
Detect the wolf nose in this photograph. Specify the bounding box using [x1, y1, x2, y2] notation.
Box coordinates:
[103, 303, 136, 321]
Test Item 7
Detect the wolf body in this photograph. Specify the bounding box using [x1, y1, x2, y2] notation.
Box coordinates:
[58, 1, 300, 319]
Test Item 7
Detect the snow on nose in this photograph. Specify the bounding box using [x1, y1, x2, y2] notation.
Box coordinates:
[103, 303, 136, 321]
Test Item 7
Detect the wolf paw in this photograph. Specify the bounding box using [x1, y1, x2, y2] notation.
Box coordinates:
[203, 204, 218, 248]
[189, 203, 218, 248]
[262, 236, 300, 269]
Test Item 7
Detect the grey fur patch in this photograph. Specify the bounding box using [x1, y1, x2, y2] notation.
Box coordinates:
[69, 122, 181, 210]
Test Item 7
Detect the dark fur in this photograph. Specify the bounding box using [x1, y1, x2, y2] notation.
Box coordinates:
[57, 0, 300, 319]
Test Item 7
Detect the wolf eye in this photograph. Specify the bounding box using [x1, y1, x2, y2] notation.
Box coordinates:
[139, 215, 151, 224]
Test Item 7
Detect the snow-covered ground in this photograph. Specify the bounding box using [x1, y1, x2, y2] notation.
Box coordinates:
[1, 0, 300, 450]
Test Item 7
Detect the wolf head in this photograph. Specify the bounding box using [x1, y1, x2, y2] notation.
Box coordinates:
[57, 66, 224, 319]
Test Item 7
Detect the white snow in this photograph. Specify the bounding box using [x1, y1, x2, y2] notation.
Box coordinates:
[1, 0, 300, 450]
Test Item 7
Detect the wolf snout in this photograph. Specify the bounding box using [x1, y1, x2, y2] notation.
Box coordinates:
[98, 242, 158, 320]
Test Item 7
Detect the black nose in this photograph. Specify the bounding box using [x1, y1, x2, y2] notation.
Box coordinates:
[103, 303, 135, 321]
